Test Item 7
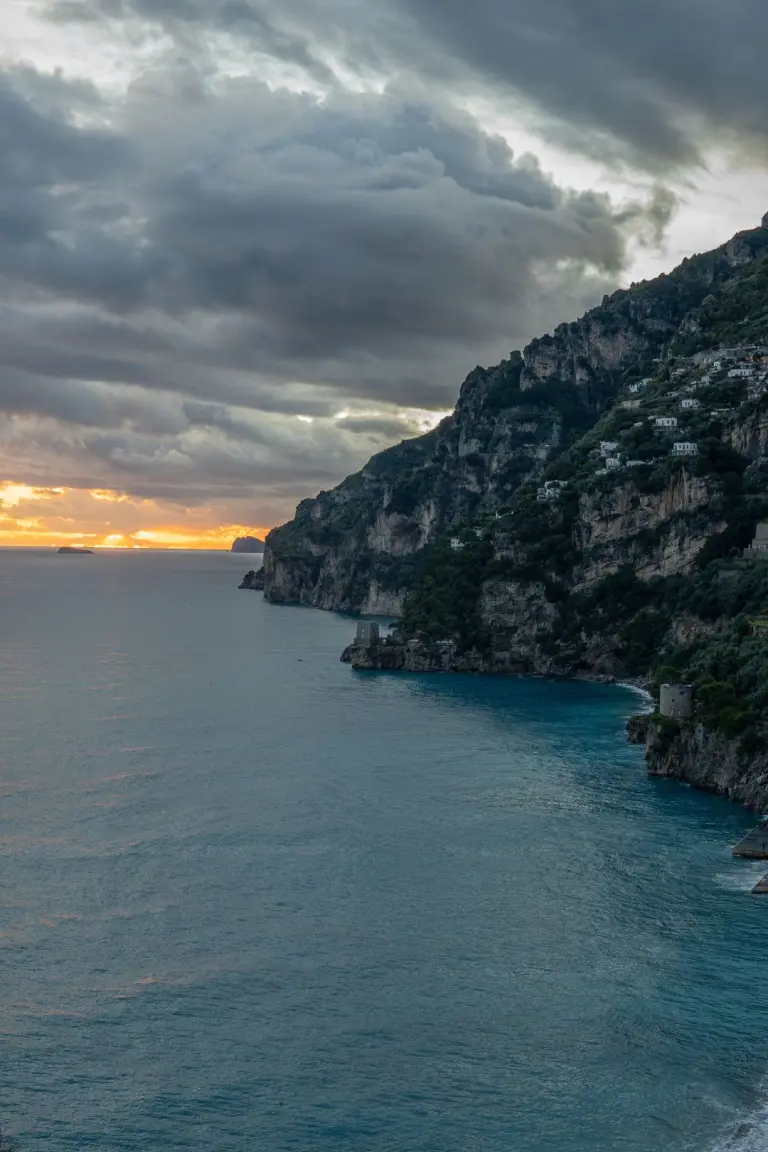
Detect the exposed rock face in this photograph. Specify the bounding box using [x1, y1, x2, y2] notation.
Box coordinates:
[478, 580, 562, 675]
[264, 224, 768, 614]
[239, 568, 265, 590]
[639, 719, 768, 813]
[573, 471, 719, 591]
[341, 637, 492, 674]
[626, 714, 651, 744]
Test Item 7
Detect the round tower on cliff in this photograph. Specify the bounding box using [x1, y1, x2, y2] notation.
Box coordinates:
[659, 683, 694, 719]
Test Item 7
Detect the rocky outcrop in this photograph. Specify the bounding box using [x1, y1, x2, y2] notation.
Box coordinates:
[239, 568, 265, 590]
[638, 718, 768, 813]
[341, 636, 489, 673]
[626, 714, 651, 744]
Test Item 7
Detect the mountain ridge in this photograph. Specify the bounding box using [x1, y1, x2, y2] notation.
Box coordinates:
[263, 220, 768, 617]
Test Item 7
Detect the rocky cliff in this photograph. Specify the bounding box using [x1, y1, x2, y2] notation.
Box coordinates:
[629, 717, 768, 813]
[263, 220, 768, 686]
[264, 223, 768, 619]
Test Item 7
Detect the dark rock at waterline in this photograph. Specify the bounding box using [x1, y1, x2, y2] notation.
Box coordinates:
[341, 635, 490, 673]
[239, 569, 265, 591]
[626, 714, 652, 744]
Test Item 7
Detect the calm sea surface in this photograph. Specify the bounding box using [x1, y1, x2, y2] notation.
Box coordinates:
[1, 548, 767, 1152]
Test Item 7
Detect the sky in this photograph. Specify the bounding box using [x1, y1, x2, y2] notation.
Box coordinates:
[0, 0, 766, 548]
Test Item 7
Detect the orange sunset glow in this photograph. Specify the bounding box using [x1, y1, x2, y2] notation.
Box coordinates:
[0, 483, 271, 550]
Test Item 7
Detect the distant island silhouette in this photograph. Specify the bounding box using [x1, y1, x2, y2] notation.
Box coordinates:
[231, 536, 265, 554]
[57, 546, 94, 555]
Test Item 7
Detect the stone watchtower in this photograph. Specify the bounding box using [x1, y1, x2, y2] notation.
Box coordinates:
[355, 621, 380, 649]
[659, 683, 694, 720]
[748, 523, 768, 558]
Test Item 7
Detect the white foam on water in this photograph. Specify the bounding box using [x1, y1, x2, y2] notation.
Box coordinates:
[707, 1094, 768, 1151]
[617, 681, 654, 709]
[714, 863, 768, 893]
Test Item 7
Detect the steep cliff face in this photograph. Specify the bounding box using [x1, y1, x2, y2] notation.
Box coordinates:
[573, 471, 718, 590]
[264, 223, 768, 614]
[638, 720, 768, 813]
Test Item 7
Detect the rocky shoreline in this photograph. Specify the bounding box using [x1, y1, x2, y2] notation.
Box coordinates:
[342, 630, 768, 813]
[239, 569, 265, 591]
[251, 573, 767, 815]
[628, 715, 768, 814]
[340, 630, 637, 684]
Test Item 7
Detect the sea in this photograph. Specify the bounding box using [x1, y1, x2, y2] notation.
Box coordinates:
[1, 547, 768, 1152]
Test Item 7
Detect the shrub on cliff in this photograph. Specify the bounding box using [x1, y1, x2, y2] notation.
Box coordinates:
[400, 539, 494, 652]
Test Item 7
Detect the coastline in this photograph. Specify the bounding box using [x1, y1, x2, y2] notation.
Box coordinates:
[615, 680, 654, 708]
[260, 588, 767, 817]
[339, 628, 768, 815]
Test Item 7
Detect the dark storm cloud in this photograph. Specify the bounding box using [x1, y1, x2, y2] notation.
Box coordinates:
[0, 54, 675, 514]
[48, 0, 768, 166]
[395, 0, 768, 166]
[0, 72, 657, 354]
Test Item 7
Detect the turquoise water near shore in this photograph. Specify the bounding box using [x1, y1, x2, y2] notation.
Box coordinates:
[1, 548, 767, 1151]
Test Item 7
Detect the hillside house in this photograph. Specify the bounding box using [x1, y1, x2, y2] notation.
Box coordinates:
[605, 457, 622, 470]
[728, 367, 754, 379]
[681, 398, 700, 410]
[450, 537, 465, 551]
[628, 379, 651, 394]
[654, 417, 678, 430]
[711, 353, 740, 370]
[672, 442, 698, 456]
[600, 440, 620, 455]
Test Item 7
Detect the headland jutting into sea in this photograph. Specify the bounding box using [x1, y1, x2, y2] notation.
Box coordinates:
[247, 214, 768, 823]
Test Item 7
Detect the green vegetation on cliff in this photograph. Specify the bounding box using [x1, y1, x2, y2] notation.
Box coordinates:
[266, 219, 768, 733]
[396, 226, 768, 715]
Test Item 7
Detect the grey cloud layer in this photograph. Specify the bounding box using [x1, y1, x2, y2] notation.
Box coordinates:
[51, 0, 768, 166]
[0, 54, 674, 518]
